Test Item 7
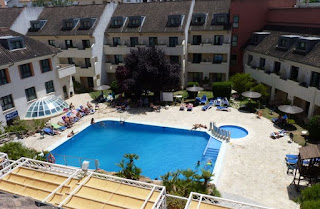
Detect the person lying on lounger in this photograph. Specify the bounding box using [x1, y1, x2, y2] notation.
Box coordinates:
[192, 124, 207, 130]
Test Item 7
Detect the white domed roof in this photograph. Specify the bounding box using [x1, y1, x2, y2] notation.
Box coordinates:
[25, 96, 68, 119]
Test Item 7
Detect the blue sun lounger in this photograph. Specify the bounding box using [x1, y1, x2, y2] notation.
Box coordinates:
[216, 106, 231, 112]
[202, 100, 214, 111]
[42, 128, 54, 135]
[286, 154, 298, 160]
[200, 95, 207, 104]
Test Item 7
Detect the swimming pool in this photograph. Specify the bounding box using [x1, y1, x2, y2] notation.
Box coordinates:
[219, 125, 248, 139]
[52, 121, 222, 179]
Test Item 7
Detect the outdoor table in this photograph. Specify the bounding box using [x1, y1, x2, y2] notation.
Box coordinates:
[174, 95, 182, 103]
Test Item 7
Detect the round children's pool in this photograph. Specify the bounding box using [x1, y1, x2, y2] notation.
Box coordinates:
[219, 125, 248, 139]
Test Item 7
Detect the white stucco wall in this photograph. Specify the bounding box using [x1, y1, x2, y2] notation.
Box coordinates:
[10, 7, 43, 35]
[0, 55, 73, 124]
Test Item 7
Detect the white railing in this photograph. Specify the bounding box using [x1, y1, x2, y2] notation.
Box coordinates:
[209, 122, 230, 142]
[184, 192, 272, 209]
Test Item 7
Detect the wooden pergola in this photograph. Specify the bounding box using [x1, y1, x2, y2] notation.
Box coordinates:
[293, 144, 320, 189]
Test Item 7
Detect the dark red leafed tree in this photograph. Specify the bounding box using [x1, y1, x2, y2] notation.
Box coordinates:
[115, 47, 181, 98]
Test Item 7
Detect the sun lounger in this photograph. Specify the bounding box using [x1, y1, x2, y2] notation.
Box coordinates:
[42, 128, 54, 135]
[202, 100, 214, 111]
[222, 97, 229, 106]
[270, 129, 286, 139]
[216, 106, 231, 112]
[51, 123, 66, 131]
[215, 98, 221, 106]
[286, 154, 298, 160]
[187, 103, 193, 111]
[195, 97, 201, 105]
[200, 95, 207, 104]
[180, 104, 185, 111]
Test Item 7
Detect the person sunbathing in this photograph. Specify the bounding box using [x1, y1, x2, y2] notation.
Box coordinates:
[67, 130, 74, 138]
[50, 126, 61, 135]
[69, 103, 74, 109]
[87, 102, 93, 109]
[192, 124, 207, 130]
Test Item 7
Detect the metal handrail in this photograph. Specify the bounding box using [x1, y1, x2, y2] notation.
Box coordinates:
[51, 153, 99, 170]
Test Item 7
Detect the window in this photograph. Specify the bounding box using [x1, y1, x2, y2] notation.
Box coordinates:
[167, 15, 182, 27]
[214, 35, 223, 45]
[114, 55, 123, 64]
[82, 40, 90, 49]
[63, 19, 74, 30]
[189, 72, 203, 83]
[85, 58, 91, 68]
[45, 80, 55, 94]
[216, 16, 225, 23]
[110, 17, 124, 28]
[0, 95, 14, 111]
[297, 41, 306, 50]
[193, 54, 202, 63]
[191, 14, 205, 26]
[311, 71, 320, 89]
[40, 59, 51, 73]
[259, 58, 265, 69]
[48, 40, 55, 47]
[232, 35, 238, 47]
[68, 58, 74, 65]
[79, 20, 92, 30]
[170, 56, 179, 64]
[213, 54, 223, 64]
[130, 37, 138, 47]
[169, 37, 178, 47]
[10, 40, 23, 50]
[290, 66, 299, 81]
[230, 54, 237, 65]
[87, 77, 94, 88]
[274, 61, 281, 75]
[19, 63, 33, 79]
[0, 68, 10, 85]
[233, 15, 239, 28]
[247, 55, 253, 65]
[113, 37, 121, 46]
[192, 35, 202, 45]
[65, 40, 73, 49]
[210, 73, 224, 82]
[25, 87, 37, 102]
[149, 37, 158, 47]
[31, 22, 40, 29]
[279, 39, 287, 48]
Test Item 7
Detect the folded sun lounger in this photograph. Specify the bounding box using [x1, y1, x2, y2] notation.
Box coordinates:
[216, 106, 231, 112]
[200, 95, 207, 104]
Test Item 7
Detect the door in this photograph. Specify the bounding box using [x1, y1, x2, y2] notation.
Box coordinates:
[63, 85, 68, 99]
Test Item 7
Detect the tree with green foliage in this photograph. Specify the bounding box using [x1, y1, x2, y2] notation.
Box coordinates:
[116, 153, 141, 180]
[187, 82, 200, 87]
[297, 183, 320, 209]
[308, 115, 320, 141]
[0, 142, 47, 161]
[251, 83, 270, 104]
[230, 73, 254, 96]
[33, 0, 73, 6]
[212, 81, 232, 99]
[4, 120, 29, 134]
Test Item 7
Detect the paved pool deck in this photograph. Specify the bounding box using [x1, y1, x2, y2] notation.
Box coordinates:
[21, 93, 300, 209]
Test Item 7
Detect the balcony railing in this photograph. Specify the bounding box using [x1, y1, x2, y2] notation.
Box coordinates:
[57, 64, 76, 78]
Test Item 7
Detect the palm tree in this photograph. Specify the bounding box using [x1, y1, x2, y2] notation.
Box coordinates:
[124, 153, 139, 164]
[116, 153, 141, 180]
[201, 169, 214, 188]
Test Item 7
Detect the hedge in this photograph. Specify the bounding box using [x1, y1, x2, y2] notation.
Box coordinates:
[308, 115, 320, 141]
[212, 81, 232, 99]
[187, 82, 199, 87]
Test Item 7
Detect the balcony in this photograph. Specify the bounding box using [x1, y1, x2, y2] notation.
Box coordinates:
[104, 44, 184, 55]
[57, 64, 76, 78]
[75, 66, 95, 77]
[187, 62, 229, 73]
[245, 64, 316, 102]
[105, 63, 124, 73]
[58, 47, 92, 58]
[187, 43, 230, 54]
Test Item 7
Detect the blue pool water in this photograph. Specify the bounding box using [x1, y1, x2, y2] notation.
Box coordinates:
[52, 121, 222, 179]
[219, 125, 248, 139]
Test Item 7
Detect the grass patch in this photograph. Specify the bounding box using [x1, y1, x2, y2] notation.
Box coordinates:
[174, 90, 213, 100]
[89, 90, 112, 100]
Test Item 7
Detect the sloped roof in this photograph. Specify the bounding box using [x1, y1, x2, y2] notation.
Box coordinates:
[0, 8, 23, 28]
[27, 5, 106, 37]
[189, 0, 230, 31]
[0, 28, 60, 66]
[106, 0, 192, 34]
[245, 31, 320, 68]
[299, 144, 320, 160]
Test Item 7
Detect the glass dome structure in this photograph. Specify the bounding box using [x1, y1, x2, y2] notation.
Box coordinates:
[25, 96, 68, 119]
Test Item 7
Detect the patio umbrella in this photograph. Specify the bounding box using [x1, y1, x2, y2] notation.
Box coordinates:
[186, 86, 204, 92]
[93, 85, 110, 95]
[241, 91, 262, 99]
[278, 105, 303, 115]
[186, 86, 204, 99]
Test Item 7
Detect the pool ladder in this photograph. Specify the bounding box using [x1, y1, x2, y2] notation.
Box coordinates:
[120, 118, 125, 124]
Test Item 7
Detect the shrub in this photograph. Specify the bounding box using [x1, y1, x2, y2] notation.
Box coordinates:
[116, 153, 141, 180]
[308, 115, 320, 141]
[110, 80, 120, 94]
[212, 81, 232, 99]
[230, 73, 254, 95]
[251, 83, 270, 104]
[4, 120, 29, 133]
[0, 142, 47, 161]
[187, 82, 200, 87]
[298, 183, 320, 209]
